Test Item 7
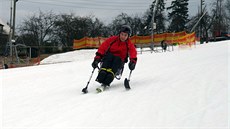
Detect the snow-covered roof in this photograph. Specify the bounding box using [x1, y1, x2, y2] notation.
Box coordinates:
[0, 18, 10, 35]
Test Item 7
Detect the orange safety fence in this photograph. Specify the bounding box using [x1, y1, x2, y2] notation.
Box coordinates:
[177, 32, 196, 47]
[73, 31, 196, 49]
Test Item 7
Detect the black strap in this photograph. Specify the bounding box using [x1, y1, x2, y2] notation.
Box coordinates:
[124, 41, 129, 63]
[105, 39, 129, 63]
[105, 39, 116, 55]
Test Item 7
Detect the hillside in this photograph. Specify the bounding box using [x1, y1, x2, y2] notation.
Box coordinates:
[1, 41, 229, 129]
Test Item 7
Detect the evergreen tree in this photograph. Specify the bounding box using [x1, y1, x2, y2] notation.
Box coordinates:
[167, 0, 189, 32]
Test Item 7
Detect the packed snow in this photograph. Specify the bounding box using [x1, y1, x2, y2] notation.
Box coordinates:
[1, 41, 229, 129]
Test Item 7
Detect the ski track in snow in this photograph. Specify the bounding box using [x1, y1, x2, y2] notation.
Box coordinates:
[1, 41, 229, 129]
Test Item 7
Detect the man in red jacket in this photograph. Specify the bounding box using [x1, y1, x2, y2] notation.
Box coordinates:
[92, 25, 137, 87]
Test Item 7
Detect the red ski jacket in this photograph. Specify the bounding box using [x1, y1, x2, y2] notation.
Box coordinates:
[95, 36, 137, 63]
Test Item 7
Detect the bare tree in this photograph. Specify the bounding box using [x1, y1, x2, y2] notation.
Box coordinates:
[109, 13, 131, 35]
[18, 10, 57, 54]
[225, 0, 230, 32]
[211, 0, 228, 37]
[53, 13, 75, 48]
[109, 13, 145, 36]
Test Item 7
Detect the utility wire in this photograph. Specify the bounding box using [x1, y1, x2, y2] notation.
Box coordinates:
[20, 0, 151, 10]
[26, 0, 152, 5]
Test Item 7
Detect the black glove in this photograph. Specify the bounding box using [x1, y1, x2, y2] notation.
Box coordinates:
[92, 59, 100, 68]
[128, 59, 136, 70]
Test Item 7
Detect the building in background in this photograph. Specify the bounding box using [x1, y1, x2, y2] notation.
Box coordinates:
[0, 18, 10, 56]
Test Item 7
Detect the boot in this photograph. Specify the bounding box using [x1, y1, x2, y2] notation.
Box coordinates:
[96, 70, 107, 83]
[103, 73, 114, 86]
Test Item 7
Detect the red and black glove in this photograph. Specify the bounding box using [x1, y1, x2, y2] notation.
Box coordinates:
[92, 58, 100, 68]
[92, 52, 103, 68]
[128, 58, 137, 70]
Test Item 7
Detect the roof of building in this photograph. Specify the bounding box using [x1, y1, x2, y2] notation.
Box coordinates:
[0, 18, 10, 35]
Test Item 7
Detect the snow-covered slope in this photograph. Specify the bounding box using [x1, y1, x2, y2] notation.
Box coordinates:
[1, 41, 229, 129]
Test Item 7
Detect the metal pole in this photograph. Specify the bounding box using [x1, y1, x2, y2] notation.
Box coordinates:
[219, 0, 222, 35]
[190, 10, 207, 33]
[151, 0, 159, 53]
[200, 0, 203, 38]
[12, 0, 17, 40]
[9, 0, 13, 57]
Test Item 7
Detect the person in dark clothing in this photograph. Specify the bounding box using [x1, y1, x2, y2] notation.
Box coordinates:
[161, 40, 167, 52]
[91, 25, 137, 86]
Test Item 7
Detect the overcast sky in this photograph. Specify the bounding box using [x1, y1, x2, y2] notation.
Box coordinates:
[0, 0, 215, 26]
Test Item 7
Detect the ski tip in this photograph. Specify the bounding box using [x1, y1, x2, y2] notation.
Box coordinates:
[124, 78, 131, 89]
[96, 88, 103, 93]
[125, 87, 131, 90]
[82, 88, 88, 94]
[125, 86, 131, 90]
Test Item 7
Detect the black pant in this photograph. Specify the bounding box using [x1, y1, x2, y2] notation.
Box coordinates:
[101, 53, 122, 73]
[96, 53, 123, 85]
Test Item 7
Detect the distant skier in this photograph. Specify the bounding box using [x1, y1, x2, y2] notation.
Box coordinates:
[91, 25, 137, 88]
[161, 40, 167, 52]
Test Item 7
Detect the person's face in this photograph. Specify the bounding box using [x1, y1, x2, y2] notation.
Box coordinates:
[119, 32, 129, 42]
